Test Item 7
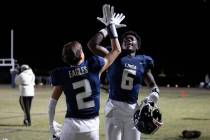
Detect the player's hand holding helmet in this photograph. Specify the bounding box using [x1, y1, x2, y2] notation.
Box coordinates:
[134, 87, 163, 134]
[49, 121, 62, 140]
[145, 86, 160, 104]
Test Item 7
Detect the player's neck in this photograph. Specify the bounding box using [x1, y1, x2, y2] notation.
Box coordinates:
[77, 58, 84, 65]
[70, 57, 84, 67]
[122, 51, 136, 57]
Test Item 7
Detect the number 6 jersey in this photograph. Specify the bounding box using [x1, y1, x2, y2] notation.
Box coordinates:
[107, 54, 154, 104]
[51, 56, 105, 119]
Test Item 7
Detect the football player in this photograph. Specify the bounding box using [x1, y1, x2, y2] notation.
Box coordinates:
[88, 29, 160, 140]
[48, 4, 125, 140]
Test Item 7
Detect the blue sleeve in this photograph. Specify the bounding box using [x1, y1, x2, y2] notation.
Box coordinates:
[50, 68, 64, 86]
[88, 56, 105, 72]
[144, 55, 154, 70]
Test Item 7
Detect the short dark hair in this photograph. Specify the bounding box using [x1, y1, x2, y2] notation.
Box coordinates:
[120, 30, 141, 49]
[62, 41, 82, 65]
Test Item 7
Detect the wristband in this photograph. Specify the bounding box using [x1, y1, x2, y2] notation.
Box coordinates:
[99, 28, 108, 38]
[107, 24, 118, 38]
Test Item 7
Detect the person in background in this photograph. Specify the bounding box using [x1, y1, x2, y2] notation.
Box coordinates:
[200, 73, 210, 88]
[88, 29, 160, 140]
[48, 4, 125, 140]
[10, 63, 20, 88]
[15, 64, 35, 126]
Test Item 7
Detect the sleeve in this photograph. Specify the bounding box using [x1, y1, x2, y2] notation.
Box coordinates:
[50, 68, 64, 86]
[144, 55, 154, 70]
[15, 74, 22, 85]
[33, 72, 36, 85]
[88, 56, 105, 72]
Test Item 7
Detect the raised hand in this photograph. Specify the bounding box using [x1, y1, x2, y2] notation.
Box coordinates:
[97, 4, 114, 26]
[97, 4, 126, 28]
[97, 4, 126, 38]
[113, 13, 126, 28]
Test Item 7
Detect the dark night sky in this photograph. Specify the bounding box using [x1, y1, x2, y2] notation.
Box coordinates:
[0, 0, 209, 83]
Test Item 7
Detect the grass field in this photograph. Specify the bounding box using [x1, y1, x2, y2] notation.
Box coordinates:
[0, 85, 210, 140]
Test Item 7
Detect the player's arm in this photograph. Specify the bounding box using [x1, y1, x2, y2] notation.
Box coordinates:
[144, 69, 158, 89]
[48, 86, 62, 126]
[88, 25, 121, 76]
[88, 24, 121, 72]
[51, 86, 62, 100]
[143, 69, 160, 103]
[88, 4, 126, 58]
[100, 37, 121, 75]
[87, 28, 109, 57]
[88, 4, 126, 75]
[48, 86, 62, 139]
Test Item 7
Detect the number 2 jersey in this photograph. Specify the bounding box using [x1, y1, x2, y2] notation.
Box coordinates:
[51, 56, 105, 119]
[106, 54, 154, 104]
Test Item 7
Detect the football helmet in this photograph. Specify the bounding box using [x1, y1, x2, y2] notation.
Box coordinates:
[133, 100, 163, 134]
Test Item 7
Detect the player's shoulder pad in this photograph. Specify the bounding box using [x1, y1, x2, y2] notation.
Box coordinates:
[88, 55, 105, 72]
[136, 54, 154, 69]
[135, 55, 153, 62]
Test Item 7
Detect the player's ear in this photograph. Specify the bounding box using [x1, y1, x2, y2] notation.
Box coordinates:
[80, 50, 84, 60]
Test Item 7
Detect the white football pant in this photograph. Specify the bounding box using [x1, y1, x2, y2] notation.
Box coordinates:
[105, 99, 141, 140]
[60, 117, 99, 140]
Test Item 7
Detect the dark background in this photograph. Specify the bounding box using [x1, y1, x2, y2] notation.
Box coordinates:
[0, 0, 209, 86]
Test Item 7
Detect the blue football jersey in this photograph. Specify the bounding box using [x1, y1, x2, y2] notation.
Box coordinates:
[107, 54, 154, 104]
[51, 56, 105, 119]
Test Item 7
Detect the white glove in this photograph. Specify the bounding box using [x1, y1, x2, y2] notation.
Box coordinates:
[49, 121, 62, 140]
[144, 91, 159, 104]
[112, 13, 126, 28]
[97, 4, 114, 26]
[53, 120, 62, 129]
[97, 4, 126, 28]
